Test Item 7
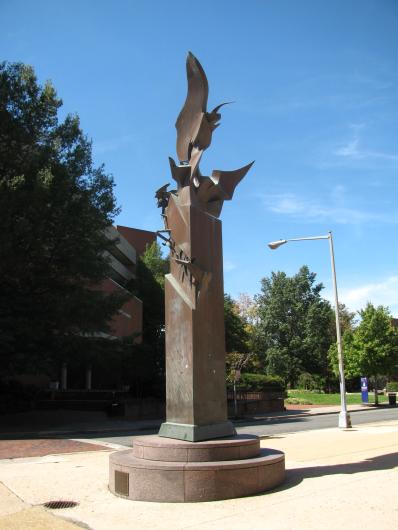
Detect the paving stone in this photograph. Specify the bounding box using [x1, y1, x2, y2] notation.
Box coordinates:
[0, 439, 110, 459]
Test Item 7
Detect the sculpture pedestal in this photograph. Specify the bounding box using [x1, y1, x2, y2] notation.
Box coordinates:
[158, 420, 235, 442]
[109, 434, 285, 502]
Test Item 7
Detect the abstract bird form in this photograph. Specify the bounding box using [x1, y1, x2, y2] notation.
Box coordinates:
[166, 51, 254, 217]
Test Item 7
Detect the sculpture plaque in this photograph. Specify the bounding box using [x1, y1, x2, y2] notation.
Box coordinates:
[157, 52, 253, 441]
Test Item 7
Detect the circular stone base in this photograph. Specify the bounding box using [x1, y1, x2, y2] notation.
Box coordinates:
[109, 435, 285, 502]
[132, 434, 260, 462]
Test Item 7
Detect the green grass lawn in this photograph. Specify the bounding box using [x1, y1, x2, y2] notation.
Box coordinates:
[286, 390, 388, 406]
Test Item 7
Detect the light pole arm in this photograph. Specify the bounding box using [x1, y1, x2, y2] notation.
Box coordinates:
[287, 235, 330, 242]
[268, 235, 329, 250]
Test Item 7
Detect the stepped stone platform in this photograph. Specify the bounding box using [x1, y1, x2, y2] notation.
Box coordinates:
[109, 434, 285, 502]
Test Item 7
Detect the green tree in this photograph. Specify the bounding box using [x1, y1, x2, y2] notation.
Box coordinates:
[224, 294, 250, 354]
[131, 241, 169, 396]
[335, 303, 356, 335]
[254, 266, 334, 386]
[329, 303, 398, 404]
[224, 294, 258, 397]
[134, 241, 168, 344]
[0, 62, 124, 377]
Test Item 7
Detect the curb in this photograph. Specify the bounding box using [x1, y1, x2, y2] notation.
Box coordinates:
[0, 425, 161, 439]
[232, 406, 372, 424]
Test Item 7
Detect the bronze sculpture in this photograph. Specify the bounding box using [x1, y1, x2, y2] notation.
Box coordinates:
[109, 54, 285, 501]
[157, 52, 253, 441]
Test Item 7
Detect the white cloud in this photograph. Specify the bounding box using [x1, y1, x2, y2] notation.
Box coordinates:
[261, 192, 398, 225]
[335, 137, 360, 158]
[334, 276, 398, 317]
[268, 195, 306, 215]
[334, 126, 398, 162]
[246, 70, 396, 116]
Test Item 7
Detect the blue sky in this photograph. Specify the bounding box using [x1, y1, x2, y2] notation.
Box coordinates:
[2, 0, 397, 316]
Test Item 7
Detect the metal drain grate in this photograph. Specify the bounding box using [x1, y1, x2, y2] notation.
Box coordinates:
[43, 500, 79, 510]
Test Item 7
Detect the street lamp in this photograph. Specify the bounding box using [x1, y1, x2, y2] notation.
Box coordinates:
[267, 231, 352, 429]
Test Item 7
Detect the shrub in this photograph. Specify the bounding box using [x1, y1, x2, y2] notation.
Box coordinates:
[238, 373, 285, 393]
[297, 372, 325, 392]
[0, 380, 40, 414]
[386, 381, 398, 393]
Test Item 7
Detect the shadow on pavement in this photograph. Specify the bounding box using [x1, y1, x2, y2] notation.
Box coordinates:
[272, 451, 398, 493]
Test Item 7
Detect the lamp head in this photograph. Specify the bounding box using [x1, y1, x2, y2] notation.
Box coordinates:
[268, 239, 287, 250]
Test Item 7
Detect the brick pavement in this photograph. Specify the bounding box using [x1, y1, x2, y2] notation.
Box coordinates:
[0, 439, 110, 459]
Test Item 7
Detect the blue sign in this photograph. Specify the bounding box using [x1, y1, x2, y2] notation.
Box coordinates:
[361, 377, 368, 403]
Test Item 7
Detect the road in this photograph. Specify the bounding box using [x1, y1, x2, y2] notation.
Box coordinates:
[89, 407, 398, 446]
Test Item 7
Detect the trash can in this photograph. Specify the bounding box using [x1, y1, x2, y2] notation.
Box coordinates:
[388, 393, 396, 406]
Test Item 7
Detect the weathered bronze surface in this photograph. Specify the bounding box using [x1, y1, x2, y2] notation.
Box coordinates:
[157, 52, 253, 442]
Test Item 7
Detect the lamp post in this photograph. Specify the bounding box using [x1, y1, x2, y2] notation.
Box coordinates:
[268, 231, 352, 429]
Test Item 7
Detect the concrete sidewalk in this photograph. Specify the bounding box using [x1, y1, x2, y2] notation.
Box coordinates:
[1, 418, 398, 529]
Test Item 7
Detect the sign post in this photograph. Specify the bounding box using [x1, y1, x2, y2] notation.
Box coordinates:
[233, 369, 241, 418]
[361, 377, 369, 403]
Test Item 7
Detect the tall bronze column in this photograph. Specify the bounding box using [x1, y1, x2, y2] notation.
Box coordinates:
[157, 52, 253, 442]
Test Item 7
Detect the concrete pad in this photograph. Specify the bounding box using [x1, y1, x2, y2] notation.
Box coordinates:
[0, 420, 397, 529]
[260, 421, 398, 463]
[0, 451, 111, 506]
[0, 482, 27, 516]
[0, 506, 81, 529]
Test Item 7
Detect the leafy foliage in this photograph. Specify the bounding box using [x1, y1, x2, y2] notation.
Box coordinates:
[335, 303, 356, 335]
[134, 241, 168, 346]
[0, 62, 124, 376]
[237, 373, 285, 393]
[224, 294, 250, 354]
[131, 241, 169, 395]
[254, 266, 334, 386]
[352, 304, 398, 378]
[296, 372, 326, 392]
[386, 381, 398, 393]
[329, 303, 398, 403]
[225, 351, 253, 385]
[139, 241, 168, 288]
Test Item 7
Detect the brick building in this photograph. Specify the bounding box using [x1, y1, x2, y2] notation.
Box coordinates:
[98, 226, 156, 341]
[59, 225, 156, 390]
